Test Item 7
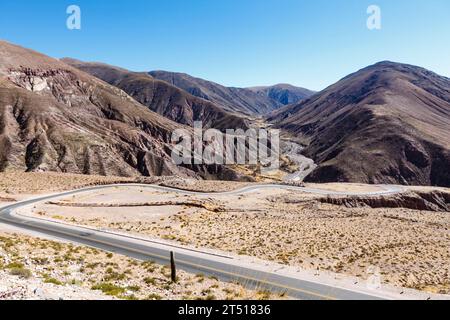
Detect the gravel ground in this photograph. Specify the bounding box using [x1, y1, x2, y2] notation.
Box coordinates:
[28, 185, 450, 296]
[0, 232, 268, 300]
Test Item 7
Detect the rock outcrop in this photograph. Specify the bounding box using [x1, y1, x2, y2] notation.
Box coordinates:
[318, 191, 450, 212]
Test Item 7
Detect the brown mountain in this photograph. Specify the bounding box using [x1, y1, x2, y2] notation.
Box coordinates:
[62, 59, 249, 131]
[268, 61, 450, 187]
[248, 84, 315, 105]
[148, 70, 282, 115]
[0, 40, 247, 180]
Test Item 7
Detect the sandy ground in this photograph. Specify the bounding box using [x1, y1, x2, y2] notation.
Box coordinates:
[24, 185, 450, 296]
[0, 171, 135, 195]
[0, 230, 269, 300]
[0, 170, 251, 196]
[304, 183, 387, 193]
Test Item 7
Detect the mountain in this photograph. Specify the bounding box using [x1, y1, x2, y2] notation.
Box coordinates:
[247, 84, 315, 105]
[268, 61, 450, 187]
[148, 70, 282, 115]
[0, 41, 247, 180]
[62, 59, 249, 131]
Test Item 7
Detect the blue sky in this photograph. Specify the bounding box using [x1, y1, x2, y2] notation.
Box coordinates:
[0, 0, 449, 91]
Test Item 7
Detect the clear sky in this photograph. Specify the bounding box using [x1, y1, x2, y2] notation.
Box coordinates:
[0, 0, 449, 91]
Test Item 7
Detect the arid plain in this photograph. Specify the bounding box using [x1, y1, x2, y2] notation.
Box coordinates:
[3, 171, 449, 297]
[0, 171, 271, 300]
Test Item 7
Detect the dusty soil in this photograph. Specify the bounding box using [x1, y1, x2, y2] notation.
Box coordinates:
[0, 171, 134, 195]
[155, 178, 252, 193]
[0, 171, 251, 197]
[27, 185, 450, 295]
[305, 183, 387, 193]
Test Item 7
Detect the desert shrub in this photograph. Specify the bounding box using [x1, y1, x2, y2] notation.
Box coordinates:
[147, 293, 162, 300]
[127, 285, 140, 292]
[144, 277, 156, 285]
[6, 262, 24, 269]
[9, 267, 32, 279]
[44, 277, 63, 285]
[92, 283, 125, 296]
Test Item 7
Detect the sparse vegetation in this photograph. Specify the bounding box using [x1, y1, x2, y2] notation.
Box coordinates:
[0, 231, 259, 300]
[9, 267, 32, 279]
[43, 277, 63, 286]
[33, 184, 450, 295]
[92, 283, 125, 296]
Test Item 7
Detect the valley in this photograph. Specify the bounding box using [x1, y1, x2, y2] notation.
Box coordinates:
[0, 40, 449, 301]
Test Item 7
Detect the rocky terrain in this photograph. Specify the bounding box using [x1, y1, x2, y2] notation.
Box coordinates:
[0, 269, 111, 300]
[0, 41, 184, 177]
[63, 59, 250, 130]
[268, 61, 450, 187]
[0, 232, 263, 300]
[317, 190, 450, 212]
[0, 41, 252, 181]
[248, 84, 315, 105]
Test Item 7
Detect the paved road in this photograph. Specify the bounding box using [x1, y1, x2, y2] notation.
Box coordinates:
[282, 141, 317, 182]
[0, 183, 404, 300]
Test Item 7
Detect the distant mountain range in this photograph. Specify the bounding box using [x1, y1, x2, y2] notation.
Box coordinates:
[148, 71, 312, 115]
[268, 61, 450, 186]
[248, 84, 315, 105]
[1, 40, 449, 186]
[64, 61, 313, 128]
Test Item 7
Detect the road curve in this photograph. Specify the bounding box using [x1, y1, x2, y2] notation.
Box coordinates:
[0, 183, 404, 300]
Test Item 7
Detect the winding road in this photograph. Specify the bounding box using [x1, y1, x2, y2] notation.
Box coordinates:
[0, 183, 406, 300]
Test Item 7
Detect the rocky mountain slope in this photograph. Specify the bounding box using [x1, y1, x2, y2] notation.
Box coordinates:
[63, 59, 249, 130]
[0, 41, 245, 180]
[268, 61, 450, 187]
[248, 83, 315, 105]
[148, 70, 283, 115]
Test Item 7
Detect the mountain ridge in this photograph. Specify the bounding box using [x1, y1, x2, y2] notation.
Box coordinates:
[268, 61, 450, 186]
[0, 40, 248, 181]
[247, 83, 315, 105]
[149, 70, 284, 115]
[62, 58, 250, 131]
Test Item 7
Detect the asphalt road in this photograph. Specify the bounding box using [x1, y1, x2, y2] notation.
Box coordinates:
[0, 183, 404, 300]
